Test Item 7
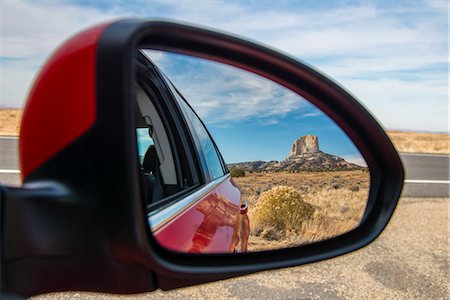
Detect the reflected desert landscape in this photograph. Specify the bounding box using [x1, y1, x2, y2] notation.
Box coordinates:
[228, 134, 370, 252]
[232, 170, 370, 252]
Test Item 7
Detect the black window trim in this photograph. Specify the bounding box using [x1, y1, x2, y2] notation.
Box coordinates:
[140, 53, 207, 185]
[136, 52, 203, 211]
[136, 60, 183, 188]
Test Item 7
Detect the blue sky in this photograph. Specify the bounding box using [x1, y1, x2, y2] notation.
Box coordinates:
[143, 50, 364, 164]
[0, 0, 448, 162]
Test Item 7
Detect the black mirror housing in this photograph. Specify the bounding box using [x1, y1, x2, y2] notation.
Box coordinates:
[1, 19, 403, 296]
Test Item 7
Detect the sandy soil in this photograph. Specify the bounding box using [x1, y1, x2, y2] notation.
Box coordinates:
[387, 130, 449, 154]
[0, 109, 22, 136]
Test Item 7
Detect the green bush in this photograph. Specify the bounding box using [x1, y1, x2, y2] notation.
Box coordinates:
[230, 168, 245, 178]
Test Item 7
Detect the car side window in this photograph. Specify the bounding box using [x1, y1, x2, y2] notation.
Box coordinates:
[136, 83, 183, 206]
[163, 79, 226, 181]
[178, 98, 225, 180]
[136, 128, 154, 165]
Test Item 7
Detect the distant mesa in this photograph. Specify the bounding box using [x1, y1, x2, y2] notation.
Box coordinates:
[289, 135, 319, 158]
[228, 135, 365, 172]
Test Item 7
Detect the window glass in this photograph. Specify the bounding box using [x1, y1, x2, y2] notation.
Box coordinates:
[175, 93, 225, 180]
[136, 128, 154, 165]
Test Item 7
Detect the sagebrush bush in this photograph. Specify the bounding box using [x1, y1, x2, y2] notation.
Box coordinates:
[230, 168, 245, 178]
[250, 186, 315, 232]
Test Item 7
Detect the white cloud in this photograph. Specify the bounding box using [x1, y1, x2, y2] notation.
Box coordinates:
[0, 0, 128, 107]
[302, 112, 322, 118]
[340, 78, 448, 132]
[148, 1, 448, 132]
[1, 1, 124, 58]
[0, 0, 447, 132]
[144, 50, 306, 125]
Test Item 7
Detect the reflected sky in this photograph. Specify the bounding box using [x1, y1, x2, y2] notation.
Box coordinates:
[143, 50, 365, 166]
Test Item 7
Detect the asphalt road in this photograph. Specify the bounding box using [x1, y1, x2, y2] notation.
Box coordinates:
[0, 137, 20, 186]
[0, 136, 18, 169]
[1, 137, 449, 197]
[401, 153, 449, 197]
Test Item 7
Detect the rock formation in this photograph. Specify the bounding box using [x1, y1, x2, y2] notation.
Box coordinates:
[227, 135, 366, 172]
[289, 135, 319, 158]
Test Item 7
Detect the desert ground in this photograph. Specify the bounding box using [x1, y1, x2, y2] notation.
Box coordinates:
[232, 170, 370, 251]
[0, 109, 22, 136]
[387, 130, 450, 154]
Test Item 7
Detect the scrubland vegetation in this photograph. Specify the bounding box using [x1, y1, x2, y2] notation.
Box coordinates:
[232, 170, 370, 252]
[387, 130, 449, 154]
[230, 167, 245, 178]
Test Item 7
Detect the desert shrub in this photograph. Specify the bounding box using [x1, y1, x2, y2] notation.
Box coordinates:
[331, 181, 341, 189]
[350, 185, 360, 192]
[250, 186, 315, 233]
[230, 168, 245, 178]
[260, 226, 284, 241]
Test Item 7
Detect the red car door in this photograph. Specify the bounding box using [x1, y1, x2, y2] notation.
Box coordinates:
[151, 174, 244, 253]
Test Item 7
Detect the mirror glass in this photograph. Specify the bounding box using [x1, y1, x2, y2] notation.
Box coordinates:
[136, 49, 370, 253]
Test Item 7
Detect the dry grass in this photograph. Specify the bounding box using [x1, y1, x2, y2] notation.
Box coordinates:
[300, 188, 367, 242]
[0, 109, 22, 136]
[233, 171, 370, 252]
[387, 130, 449, 154]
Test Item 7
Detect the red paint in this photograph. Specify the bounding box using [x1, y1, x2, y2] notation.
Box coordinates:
[240, 203, 248, 214]
[154, 177, 243, 253]
[19, 23, 111, 179]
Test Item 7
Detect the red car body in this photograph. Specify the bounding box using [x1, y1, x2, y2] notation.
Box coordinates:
[152, 176, 244, 253]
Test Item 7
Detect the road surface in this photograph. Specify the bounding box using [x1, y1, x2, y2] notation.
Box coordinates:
[401, 153, 449, 197]
[1, 137, 448, 197]
[0, 137, 20, 186]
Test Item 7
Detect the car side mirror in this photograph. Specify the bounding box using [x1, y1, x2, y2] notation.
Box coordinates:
[1, 19, 404, 297]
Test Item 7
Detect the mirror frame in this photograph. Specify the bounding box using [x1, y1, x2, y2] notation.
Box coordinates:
[2, 19, 403, 296]
[96, 19, 403, 289]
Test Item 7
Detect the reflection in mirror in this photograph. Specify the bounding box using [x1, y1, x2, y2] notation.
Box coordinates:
[138, 49, 370, 253]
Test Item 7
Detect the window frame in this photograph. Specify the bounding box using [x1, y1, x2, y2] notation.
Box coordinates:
[136, 52, 204, 212]
[137, 50, 232, 216]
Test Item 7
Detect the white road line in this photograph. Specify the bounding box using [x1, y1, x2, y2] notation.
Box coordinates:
[405, 179, 450, 184]
[0, 169, 20, 174]
[400, 153, 450, 158]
